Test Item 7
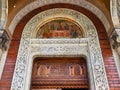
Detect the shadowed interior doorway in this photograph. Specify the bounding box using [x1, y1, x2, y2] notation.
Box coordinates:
[31, 57, 89, 90]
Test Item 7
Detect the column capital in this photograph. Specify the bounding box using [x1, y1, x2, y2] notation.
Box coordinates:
[111, 29, 120, 49]
[0, 30, 10, 50]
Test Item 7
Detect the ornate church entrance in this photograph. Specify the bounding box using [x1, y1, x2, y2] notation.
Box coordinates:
[10, 8, 109, 90]
[31, 57, 89, 90]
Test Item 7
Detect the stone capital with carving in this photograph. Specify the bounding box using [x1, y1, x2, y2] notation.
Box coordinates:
[111, 28, 120, 49]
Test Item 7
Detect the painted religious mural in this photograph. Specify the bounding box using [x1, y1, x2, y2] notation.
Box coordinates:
[36, 19, 83, 38]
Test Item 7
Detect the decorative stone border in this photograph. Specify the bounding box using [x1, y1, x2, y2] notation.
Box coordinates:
[11, 8, 109, 90]
[9, 0, 110, 34]
[0, 0, 8, 29]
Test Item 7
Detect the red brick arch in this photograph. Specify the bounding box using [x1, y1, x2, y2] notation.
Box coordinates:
[0, 3, 120, 90]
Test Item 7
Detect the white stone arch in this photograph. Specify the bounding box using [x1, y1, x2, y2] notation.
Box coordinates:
[9, 0, 110, 35]
[0, 0, 8, 29]
[110, 0, 120, 27]
[11, 9, 109, 90]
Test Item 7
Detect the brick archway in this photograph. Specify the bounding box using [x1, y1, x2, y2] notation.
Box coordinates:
[0, 3, 120, 90]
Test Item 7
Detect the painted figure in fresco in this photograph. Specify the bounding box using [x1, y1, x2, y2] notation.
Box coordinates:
[57, 22, 63, 30]
[43, 27, 51, 38]
[64, 23, 69, 30]
[37, 20, 82, 38]
[50, 23, 55, 30]
[70, 25, 78, 38]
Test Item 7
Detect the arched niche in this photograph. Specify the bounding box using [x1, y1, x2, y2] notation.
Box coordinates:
[34, 18, 85, 38]
[11, 8, 109, 90]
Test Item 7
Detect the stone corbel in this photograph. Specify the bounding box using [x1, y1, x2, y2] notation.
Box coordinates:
[111, 28, 120, 56]
[0, 29, 9, 50]
[111, 29, 120, 49]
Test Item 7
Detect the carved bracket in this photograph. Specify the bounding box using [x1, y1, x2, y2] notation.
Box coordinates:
[111, 29, 120, 49]
[0, 30, 9, 50]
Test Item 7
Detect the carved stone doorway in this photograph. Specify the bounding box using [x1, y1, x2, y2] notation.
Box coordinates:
[31, 57, 89, 90]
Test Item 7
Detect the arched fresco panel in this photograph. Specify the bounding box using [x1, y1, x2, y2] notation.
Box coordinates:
[36, 19, 84, 38]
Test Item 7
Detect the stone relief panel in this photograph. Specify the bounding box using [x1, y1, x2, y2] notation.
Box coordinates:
[11, 9, 109, 90]
[30, 38, 88, 44]
[30, 43, 88, 56]
[30, 39, 88, 56]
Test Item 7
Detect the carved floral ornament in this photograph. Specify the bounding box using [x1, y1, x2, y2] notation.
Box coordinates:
[11, 8, 109, 90]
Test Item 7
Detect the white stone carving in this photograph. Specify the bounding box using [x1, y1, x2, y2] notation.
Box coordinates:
[117, 0, 120, 23]
[30, 43, 88, 56]
[30, 38, 88, 44]
[11, 9, 109, 90]
[9, 0, 110, 34]
[0, 0, 8, 29]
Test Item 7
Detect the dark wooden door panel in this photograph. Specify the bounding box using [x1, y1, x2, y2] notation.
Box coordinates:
[31, 57, 89, 89]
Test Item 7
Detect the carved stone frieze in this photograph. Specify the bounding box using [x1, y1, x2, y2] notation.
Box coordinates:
[30, 43, 88, 56]
[11, 9, 109, 90]
[30, 38, 88, 44]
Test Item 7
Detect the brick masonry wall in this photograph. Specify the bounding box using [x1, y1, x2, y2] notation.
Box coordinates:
[0, 3, 120, 90]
